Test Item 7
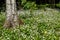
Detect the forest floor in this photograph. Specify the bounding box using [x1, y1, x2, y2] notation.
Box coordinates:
[0, 8, 60, 40]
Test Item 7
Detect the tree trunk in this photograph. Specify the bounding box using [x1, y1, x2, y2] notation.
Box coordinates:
[4, 0, 20, 28]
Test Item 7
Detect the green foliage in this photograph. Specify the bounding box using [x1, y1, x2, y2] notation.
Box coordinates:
[38, 4, 49, 9]
[0, 9, 60, 40]
[0, 13, 5, 26]
[21, 0, 27, 5]
[21, 0, 37, 9]
[25, 2, 37, 9]
[55, 3, 60, 8]
[21, 0, 60, 9]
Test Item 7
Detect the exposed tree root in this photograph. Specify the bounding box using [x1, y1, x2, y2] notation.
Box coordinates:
[3, 18, 24, 28]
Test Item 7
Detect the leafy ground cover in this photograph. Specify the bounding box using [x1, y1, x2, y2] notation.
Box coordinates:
[0, 8, 60, 40]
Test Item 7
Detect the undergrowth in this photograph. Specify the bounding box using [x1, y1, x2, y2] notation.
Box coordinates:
[0, 8, 60, 40]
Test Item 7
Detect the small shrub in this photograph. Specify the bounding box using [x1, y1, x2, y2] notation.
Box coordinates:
[21, 0, 37, 9]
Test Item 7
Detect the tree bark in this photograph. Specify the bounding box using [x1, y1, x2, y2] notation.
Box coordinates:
[4, 0, 20, 28]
